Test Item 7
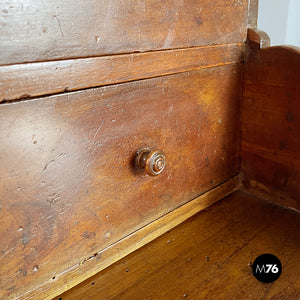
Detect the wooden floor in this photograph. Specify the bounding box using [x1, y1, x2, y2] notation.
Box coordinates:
[57, 191, 300, 300]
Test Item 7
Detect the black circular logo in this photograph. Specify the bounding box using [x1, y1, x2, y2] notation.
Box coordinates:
[252, 254, 282, 283]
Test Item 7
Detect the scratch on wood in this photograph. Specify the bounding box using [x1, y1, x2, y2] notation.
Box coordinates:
[0, 248, 15, 260]
[93, 121, 104, 142]
[53, 14, 64, 37]
[43, 160, 55, 171]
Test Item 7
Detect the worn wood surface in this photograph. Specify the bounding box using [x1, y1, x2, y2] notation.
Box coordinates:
[0, 43, 244, 103]
[20, 176, 240, 300]
[241, 33, 300, 209]
[247, 28, 270, 49]
[0, 0, 248, 65]
[247, 0, 258, 28]
[0, 65, 241, 299]
[58, 191, 300, 300]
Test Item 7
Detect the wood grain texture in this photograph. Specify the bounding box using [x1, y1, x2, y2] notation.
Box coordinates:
[241, 37, 300, 209]
[19, 176, 239, 300]
[247, 0, 258, 28]
[0, 43, 245, 103]
[58, 191, 300, 300]
[247, 28, 270, 49]
[0, 65, 241, 299]
[0, 0, 248, 65]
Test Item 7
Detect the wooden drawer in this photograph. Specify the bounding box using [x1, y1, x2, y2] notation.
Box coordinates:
[0, 64, 240, 298]
[0, 0, 248, 65]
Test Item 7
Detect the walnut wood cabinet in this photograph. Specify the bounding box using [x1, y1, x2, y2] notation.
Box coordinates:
[0, 1, 299, 299]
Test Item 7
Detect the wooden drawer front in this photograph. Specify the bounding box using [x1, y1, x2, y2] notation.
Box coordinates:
[0, 65, 240, 298]
[0, 0, 248, 65]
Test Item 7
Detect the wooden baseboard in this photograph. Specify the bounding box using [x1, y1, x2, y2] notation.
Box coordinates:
[18, 176, 239, 300]
[240, 179, 300, 212]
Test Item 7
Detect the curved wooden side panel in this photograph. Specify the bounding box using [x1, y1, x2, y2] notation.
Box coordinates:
[246, 28, 270, 49]
[241, 29, 300, 209]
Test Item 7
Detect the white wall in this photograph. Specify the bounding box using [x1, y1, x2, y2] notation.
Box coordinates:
[258, 0, 300, 46]
[286, 0, 300, 46]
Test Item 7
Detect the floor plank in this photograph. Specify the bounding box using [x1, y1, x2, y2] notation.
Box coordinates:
[58, 191, 300, 299]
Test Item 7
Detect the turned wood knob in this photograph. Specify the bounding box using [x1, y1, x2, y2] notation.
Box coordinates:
[136, 148, 166, 176]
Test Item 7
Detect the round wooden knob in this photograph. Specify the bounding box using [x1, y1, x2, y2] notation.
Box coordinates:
[136, 148, 166, 176]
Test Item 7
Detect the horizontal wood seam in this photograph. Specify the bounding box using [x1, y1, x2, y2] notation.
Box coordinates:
[0, 62, 241, 106]
[0, 43, 245, 104]
[0, 42, 245, 67]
